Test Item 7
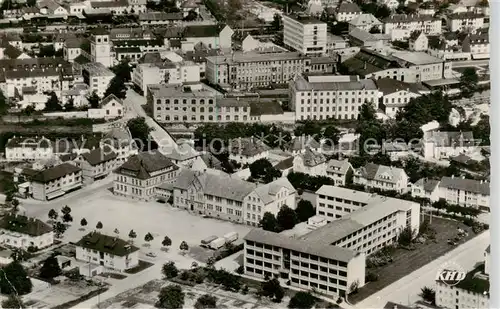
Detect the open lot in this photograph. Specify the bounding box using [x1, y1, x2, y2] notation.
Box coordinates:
[348, 217, 477, 304]
[22, 184, 252, 271]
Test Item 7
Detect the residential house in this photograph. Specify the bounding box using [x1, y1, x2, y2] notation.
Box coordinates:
[348, 27, 390, 48]
[411, 178, 440, 202]
[138, 12, 183, 25]
[75, 232, 139, 272]
[325, 159, 353, 186]
[375, 77, 423, 118]
[5, 135, 53, 162]
[353, 163, 409, 193]
[335, 2, 362, 22]
[274, 157, 294, 177]
[113, 150, 179, 201]
[348, 14, 382, 32]
[100, 127, 139, 165]
[243, 178, 297, 226]
[0, 40, 30, 60]
[75, 146, 118, 184]
[447, 12, 485, 32]
[30, 163, 83, 200]
[87, 94, 124, 119]
[293, 147, 327, 176]
[0, 214, 54, 250]
[409, 31, 428, 51]
[462, 31, 489, 59]
[438, 176, 489, 211]
[182, 24, 234, 50]
[228, 137, 271, 165]
[377, 0, 399, 9]
[38, 0, 69, 17]
[326, 33, 348, 54]
[422, 131, 477, 160]
[286, 136, 321, 155]
[162, 143, 203, 168]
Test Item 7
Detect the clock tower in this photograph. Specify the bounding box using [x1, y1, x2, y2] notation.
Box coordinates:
[90, 30, 113, 67]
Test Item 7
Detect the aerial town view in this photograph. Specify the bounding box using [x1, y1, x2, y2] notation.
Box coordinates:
[0, 0, 491, 307]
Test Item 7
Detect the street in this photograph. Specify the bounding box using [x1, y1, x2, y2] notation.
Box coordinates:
[355, 231, 490, 309]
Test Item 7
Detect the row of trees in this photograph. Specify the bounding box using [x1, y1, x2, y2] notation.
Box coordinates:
[260, 201, 315, 233]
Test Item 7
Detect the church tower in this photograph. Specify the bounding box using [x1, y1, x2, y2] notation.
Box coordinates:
[90, 29, 113, 67]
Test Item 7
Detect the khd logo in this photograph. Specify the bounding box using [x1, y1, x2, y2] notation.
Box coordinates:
[436, 262, 466, 286]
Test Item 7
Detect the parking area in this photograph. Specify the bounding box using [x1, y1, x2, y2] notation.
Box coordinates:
[349, 217, 477, 304]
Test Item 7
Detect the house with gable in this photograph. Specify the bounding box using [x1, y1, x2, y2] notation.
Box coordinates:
[75, 146, 118, 184]
[375, 77, 423, 118]
[87, 94, 124, 119]
[411, 178, 440, 202]
[409, 31, 428, 51]
[422, 131, 477, 160]
[0, 214, 54, 250]
[183, 24, 234, 51]
[353, 163, 409, 193]
[293, 147, 327, 176]
[228, 137, 271, 165]
[326, 158, 353, 186]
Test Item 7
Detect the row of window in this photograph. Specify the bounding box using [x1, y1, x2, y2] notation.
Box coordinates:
[157, 106, 248, 113]
[155, 98, 215, 105]
[163, 115, 248, 122]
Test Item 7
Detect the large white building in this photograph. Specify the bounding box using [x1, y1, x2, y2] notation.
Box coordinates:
[30, 163, 83, 201]
[353, 163, 409, 193]
[290, 74, 378, 121]
[81, 62, 115, 97]
[113, 150, 179, 201]
[75, 232, 140, 272]
[5, 136, 53, 162]
[375, 77, 422, 118]
[244, 185, 420, 299]
[383, 14, 442, 40]
[283, 14, 327, 56]
[132, 61, 200, 94]
[0, 214, 54, 250]
[446, 12, 485, 32]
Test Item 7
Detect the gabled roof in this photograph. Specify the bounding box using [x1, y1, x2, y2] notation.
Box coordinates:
[439, 176, 489, 196]
[81, 146, 117, 166]
[1, 41, 23, 59]
[414, 178, 440, 192]
[424, 131, 475, 147]
[287, 136, 321, 152]
[298, 147, 326, 167]
[326, 159, 352, 175]
[0, 214, 52, 237]
[337, 2, 361, 13]
[76, 232, 139, 257]
[32, 163, 81, 183]
[356, 163, 406, 184]
[99, 94, 123, 107]
[275, 156, 294, 170]
[228, 137, 270, 157]
[375, 77, 422, 95]
[184, 24, 229, 38]
[348, 13, 382, 27]
[115, 150, 178, 180]
[252, 178, 296, 204]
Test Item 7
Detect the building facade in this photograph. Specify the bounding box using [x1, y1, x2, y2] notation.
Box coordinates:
[30, 163, 83, 200]
[0, 214, 54, 250]
[81, 62, 115, 97]
[283, 15, 327, 56]
[353, 163, 409, 193]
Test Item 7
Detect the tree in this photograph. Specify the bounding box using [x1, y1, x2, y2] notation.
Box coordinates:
[26, 0, 36, 6]
[61, 205, 71, 215]
[39, 255, 62, 279]
[249, 158, 281, 183]
[183, 9, 198, 21]
[0, 261, 32, 295]
[295, 200, 315, 222]
[398, 226, 417, 246]
[38, 44, 56, 58]
[459, 67, 479, 98]
[162, 261, 178, 279]
[10, 249, 30, 262]
[127, 117, 153, 151]
[11, 198, 19, 210]
[104, 76, 127, 99]
[179, 241, 189, 253]
[96, 221, 103, 230]
[259, 212, 279, 232]
[144, 232, 154, 244]
[271, 13, 282, 31]
[129, 230, 137, 243]
[44, 92, 62, 112]
[87, 91, 100, 109]
[111, 59, 132, 82]
[277, 205, 298, 231]
[53, 222, 67, 238]
[369, 26, 381, 33]
[64, 97, 75, 111]
[194, 294, 217, 309]
[322, 125, 340, 146]
[288, 291, 316, 309]
[162, 236, 172, 248]
[2, 293, 25, 308]
[156, 285, 185, 309]
[260, 278, 284, 303]
[62, 213, 73, 223]
[80, 218, 88, 227]
[419, 287, 436, 305]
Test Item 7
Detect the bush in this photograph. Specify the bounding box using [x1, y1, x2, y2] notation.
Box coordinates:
[366, 271, 379, 282]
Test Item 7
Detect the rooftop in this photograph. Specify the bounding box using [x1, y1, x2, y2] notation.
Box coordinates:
[115, 150, 178, 180]
[31, 163, 81, 183]
[293, 74, 377, 92]
[206, 51, 306, 65]
[284, 14, 325, 25]
[439, 176, 489, 196]
[0, 214, 52, 237]
[82, 62, 115, 77]
[75, 232, 139, 257]
[147, 83, 221, 98]
[453, 264, 489, 295]
[392, 51, 444, 65]
[80, 146, 117, 166]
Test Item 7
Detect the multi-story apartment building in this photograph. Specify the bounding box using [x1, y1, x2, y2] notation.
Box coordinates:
[383, 14, 442, 39]
[244, 228, 366, 298]
[243, 178, 296, 226]
[75, 232, 140, 272]
[312, 186, 420, 253]
[206, 52, 324, 90]
[113, 150, 179, 201]
[422, 131, 477, 160]
[290, 74, 378, 121]
[435, 251, 489, 309]
[325, 159, 353, 186]
[81, 62, 115, 97]
[132, 61, 200, 94]
[228, 137, 271, 165]
[438, 176, 490, 211]
[375, 77, 422, 118]
[5, 135, 53, 162]
[335, 2, 362, 22]
[462, 31, 489, 59]
[353, 163, 409, 193]
[283, 14, 327, 56]
[0, 58, 74, 98]
[75, 146, 118, 184]
[30, 163, 83, 200]
[447, 12, 485, 32]
[0, 214, 54, 250]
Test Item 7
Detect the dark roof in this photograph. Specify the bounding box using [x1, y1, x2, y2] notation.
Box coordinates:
[228, 137, 270, 157]
[383, 302, 413, 309]
[81, 147, 117, 166]
[0, 214, 52, 236]
[1, 42, 23, 59]
[139, 12, 183, 21]
[32, 163, 82, 183]
[115, 150, 178, 179]
[275, 157, 294, 170]
[6, 136, 52, 148]
[415, 178, 440, 192]
[75, 232, 139, 257]
[337, 2, 361, 13]
[249, 101, 283, 116]
[74, 54, 91, 65]
[375, 78, 421, 95]
[454, 264, 489, 294]
[59, 153, 78, 162]
[138, 52, 162, 64]
[439, 176, 489, 195]
[184, 24, 227, 38]
[341, 48, 400, 76]
[409, 31, 423, 41]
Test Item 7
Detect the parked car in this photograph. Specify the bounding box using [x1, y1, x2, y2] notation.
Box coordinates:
[146, 252, 157, 258]
[201, 235, 218, 248]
